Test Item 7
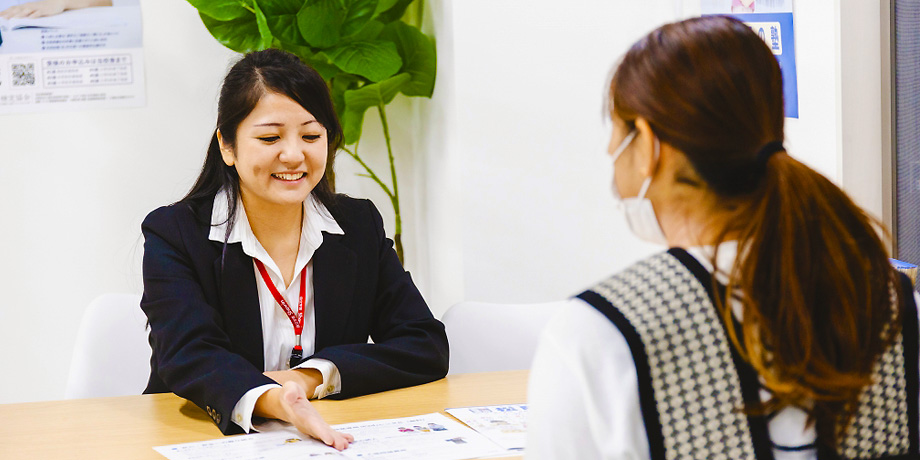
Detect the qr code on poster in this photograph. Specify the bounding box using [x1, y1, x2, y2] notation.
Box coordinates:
[12, 63, 36, 87]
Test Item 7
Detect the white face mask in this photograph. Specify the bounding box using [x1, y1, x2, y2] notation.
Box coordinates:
[609, 130, 669, 246]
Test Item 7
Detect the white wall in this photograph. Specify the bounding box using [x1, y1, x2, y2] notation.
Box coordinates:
[0, 0, 883, 403]
[0, 1, 234, 404]
[442, 1, 675, 305]
[837, 0, 885, 222]
[0, 0, 423, 404]
[428, 0, 849, 309]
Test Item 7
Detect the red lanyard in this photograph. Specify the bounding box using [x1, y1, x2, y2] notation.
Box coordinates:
[253, 260, 306, 368]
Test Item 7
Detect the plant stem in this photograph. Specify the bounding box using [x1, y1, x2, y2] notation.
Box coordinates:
[416, 0, 425, 29]
[341, 146, 393, 198]
[377, 103, 403, 263]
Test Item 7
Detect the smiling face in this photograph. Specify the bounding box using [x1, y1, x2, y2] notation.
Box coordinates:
[218, 91, 328, 215]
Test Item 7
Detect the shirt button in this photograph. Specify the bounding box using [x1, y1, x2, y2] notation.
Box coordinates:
[326, 385, 335, 394]
[236, 414, 243, 423]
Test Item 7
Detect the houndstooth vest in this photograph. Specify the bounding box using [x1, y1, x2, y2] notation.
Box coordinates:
[578, 248, 919, 460]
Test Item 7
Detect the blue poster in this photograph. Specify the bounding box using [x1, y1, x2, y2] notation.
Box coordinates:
[730, 12, 798, 118]
[702, 6, 799, 119]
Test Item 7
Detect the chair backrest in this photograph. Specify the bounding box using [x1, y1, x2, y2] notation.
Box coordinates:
[65, 293, 150, 398]
[442, 300, 566, 374]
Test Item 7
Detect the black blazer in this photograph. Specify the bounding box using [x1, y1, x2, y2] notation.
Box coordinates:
[140, 194, 449, 435]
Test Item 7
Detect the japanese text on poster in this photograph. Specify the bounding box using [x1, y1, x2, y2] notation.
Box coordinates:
[0, 0, 144, 114]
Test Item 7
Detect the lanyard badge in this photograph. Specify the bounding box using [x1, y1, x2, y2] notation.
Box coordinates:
[254, 260, 307, 369]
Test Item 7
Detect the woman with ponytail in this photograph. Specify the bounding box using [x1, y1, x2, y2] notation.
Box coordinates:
[526, 16, 918, 460]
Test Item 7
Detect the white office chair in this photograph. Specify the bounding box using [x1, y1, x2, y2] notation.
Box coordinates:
[65, 293, 151, 398]
[442, 300, 568, 374]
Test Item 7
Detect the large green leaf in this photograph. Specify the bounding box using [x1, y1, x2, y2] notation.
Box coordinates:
[341, 0, 378, 37]
[200, 12, 263, 53]
[253, 0, 273, 50]
[331, 73, 361, 117]
[259, 0, 305, 45]
[266, 14, 306, 45]
[373, 0, 399, 15]
[187, 0, 250, 21]
[258, 0, 301, 14]
[274, 41, 342, 80]
[345, 19, 385, 42]
[373, 0, 411, 23]
[380, 21, 435, 97]
[297, 0, 347, 48]
[308, 52, 346, 81]
[342, 73, 410, 144]
[326, 40, 401, 82]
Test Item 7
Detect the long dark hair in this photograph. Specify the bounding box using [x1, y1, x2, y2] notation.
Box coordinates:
[182, 48, 342, 239]
[610, 16, 902, 447]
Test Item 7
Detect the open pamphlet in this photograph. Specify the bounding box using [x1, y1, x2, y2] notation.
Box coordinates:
[445, 404, 528, 451]
[154, 412, 509, 460]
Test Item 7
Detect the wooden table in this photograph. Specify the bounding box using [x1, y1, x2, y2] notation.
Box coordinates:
[0, 370, 528, 460]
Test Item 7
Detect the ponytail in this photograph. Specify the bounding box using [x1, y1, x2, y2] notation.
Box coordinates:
[611, 15, 906, 449]
[717, 152, 902, 446]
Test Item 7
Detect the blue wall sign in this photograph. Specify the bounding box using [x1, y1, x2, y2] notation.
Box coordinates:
[704, 12, 799, 118]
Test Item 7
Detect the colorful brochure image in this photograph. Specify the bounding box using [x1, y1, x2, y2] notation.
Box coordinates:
[154, 412, 507, 460]
[446, 404, 528, 451]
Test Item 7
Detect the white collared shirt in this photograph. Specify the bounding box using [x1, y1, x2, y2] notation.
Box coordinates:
[208, 190, 344, 433]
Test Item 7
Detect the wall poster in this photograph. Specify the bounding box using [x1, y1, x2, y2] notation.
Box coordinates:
[701, 0, 798, 118]
[0, 0, 144, 114]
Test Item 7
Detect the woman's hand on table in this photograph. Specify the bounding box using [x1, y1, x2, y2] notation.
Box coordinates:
[278, 381, 354, 450]
[257, 368, 353, 450]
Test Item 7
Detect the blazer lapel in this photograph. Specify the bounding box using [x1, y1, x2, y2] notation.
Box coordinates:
[213, 242, 265, 370]
[313, 232, 358, 350]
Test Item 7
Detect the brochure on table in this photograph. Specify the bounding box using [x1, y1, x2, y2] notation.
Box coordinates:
[445, 404, 528, 451]
[154, 412, 508, 460]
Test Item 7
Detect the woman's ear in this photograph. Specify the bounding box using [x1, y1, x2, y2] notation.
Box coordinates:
[216, 130, 235, 167]
[633, 118, 658, 177]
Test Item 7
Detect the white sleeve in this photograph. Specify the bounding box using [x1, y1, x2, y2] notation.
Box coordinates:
[293, 358, 341, 399]
[231, 383, 281, 433]
[525, 299, 650, 460]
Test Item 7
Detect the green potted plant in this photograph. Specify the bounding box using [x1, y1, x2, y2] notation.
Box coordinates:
[186, 0, 436, 263]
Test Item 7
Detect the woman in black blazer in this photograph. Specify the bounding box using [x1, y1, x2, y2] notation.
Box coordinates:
[141, 49, 448, 449]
